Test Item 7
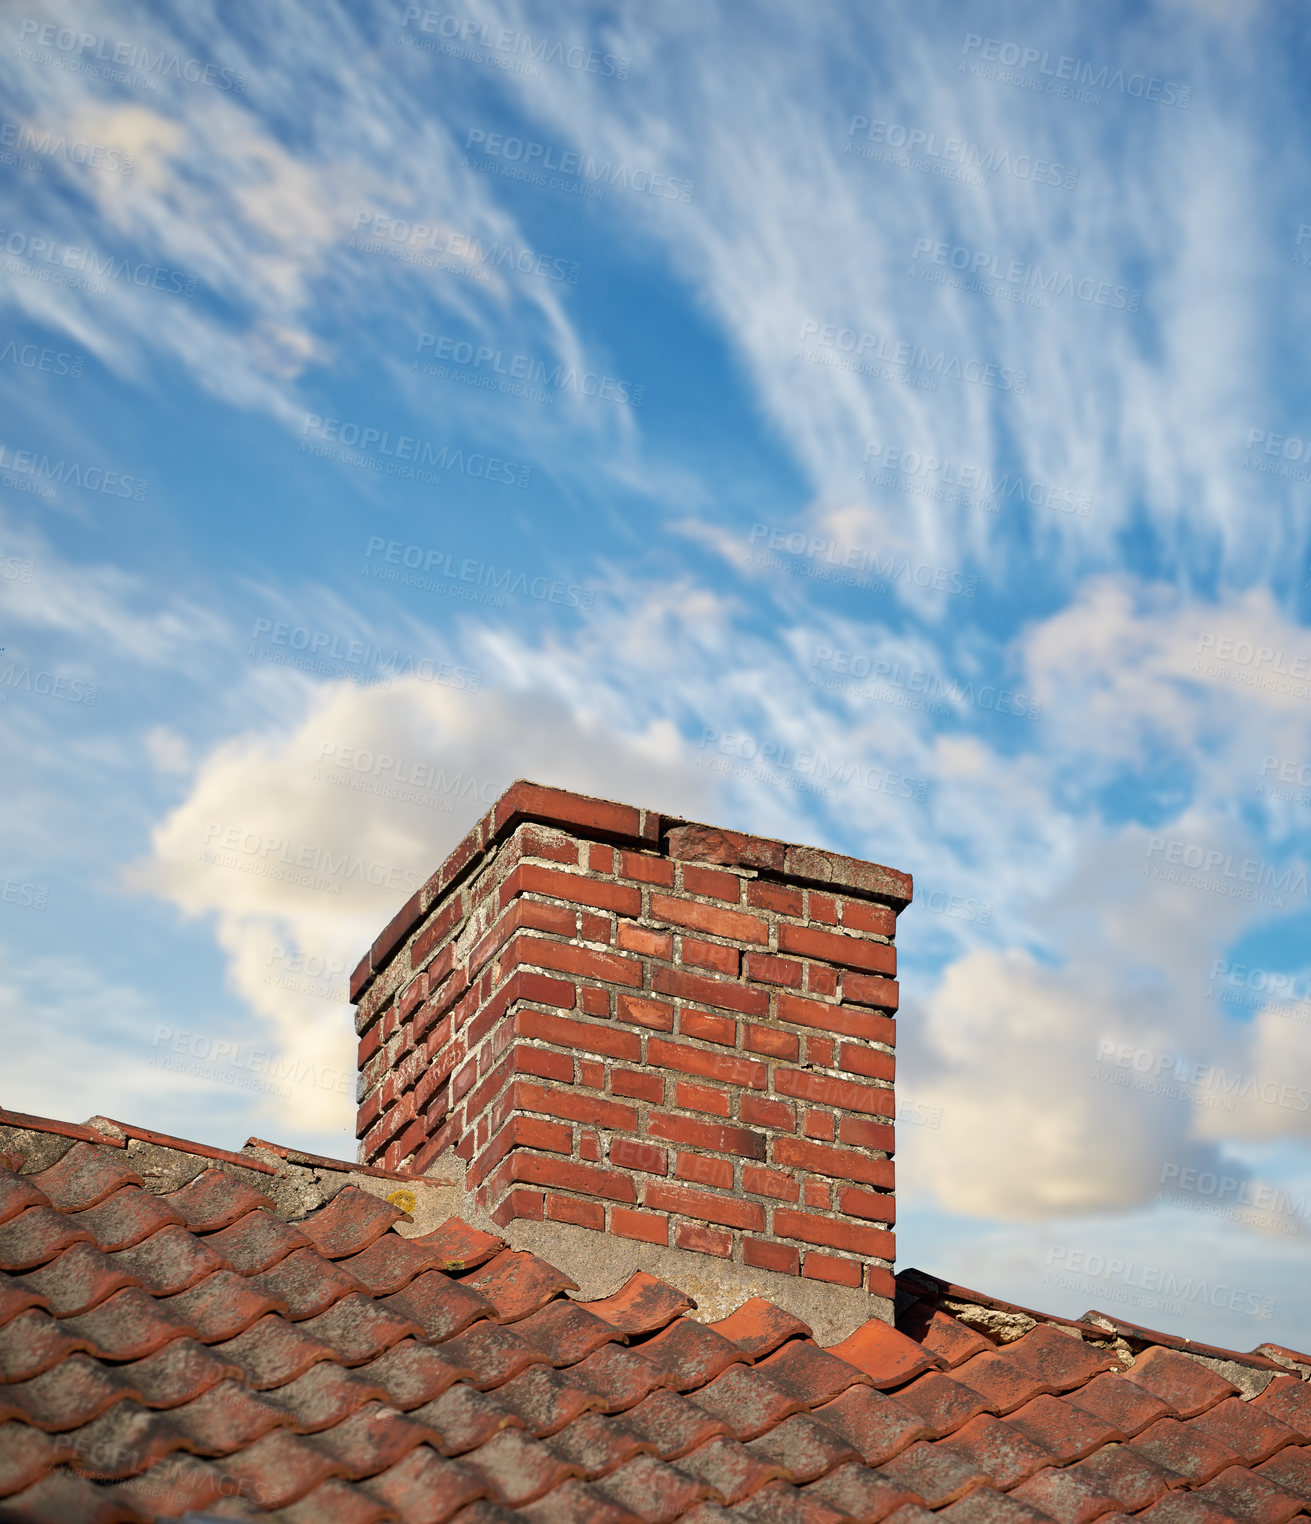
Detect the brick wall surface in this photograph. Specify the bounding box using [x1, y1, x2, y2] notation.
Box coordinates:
[351, 782, 911, 1299]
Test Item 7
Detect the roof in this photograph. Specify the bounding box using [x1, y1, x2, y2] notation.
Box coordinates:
[2, 1111, 1311, 1522]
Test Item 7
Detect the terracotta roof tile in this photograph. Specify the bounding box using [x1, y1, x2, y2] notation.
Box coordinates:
[380, 1269, 496, 1342]
[4, 1115, 1310, 1522]
[1066, 1368, 1177, 1435]
[938, 1483, 1060, 1523]
[1197, 1462, 1307, 1524]
[754, 1339, 870, 1408]
[0, 1307, 95, 1383]
[421, 1218, 506, 1274]
[163, 1166, 278, 1231]
[416, 1380, 524, 1455]
[362, 1444, 490, 1522]
[675, 1432, 789, 1502]
[204, 1208, 314, 1274]
[575, 1272, 695, 1337]
[66, 1185, 186, 1251]
[615, 1389, 730, 1461]
[809, 1384, 933, 1467]
[464, 1249, 579, 1323]
[1003, 1394, 1125, 1464]
[1126, 1345, 1244, 1417]
[876, 1437, 991, 1506]
[938, 1413, 1057, 1490]
[635, 1320, 748, 1393]
[0, 1174, 50, 1229]
[546, 1409, 658, 1477]
[826, 1318, 945, 1390]
[899, 1305, 994, 1369]
[800, 1457, 922, 1520]
[744, 1409, 861, 1482]
[888, 1370, 997, 1436]
[1008, 1462, 1122, 1522]
[589, 1452, 714, 1520]
[1068, 1440, 1187, 1510]
[297, 1186, 409, 1260]
[1128, 1415, 1245, 1485]
[512, 1297, 628, 1368]
[162, 1267, 287, 1342]
[0, 1205, 95, 1272]
[28, 1143, 143, 1212]
[706, 1298, 811, 1361]
[690, 1363, 805, 1441]
[1256, 1379, 1311, 1441]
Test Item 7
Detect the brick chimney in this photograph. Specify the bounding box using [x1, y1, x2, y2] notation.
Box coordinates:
[350, 781, 911, 1327]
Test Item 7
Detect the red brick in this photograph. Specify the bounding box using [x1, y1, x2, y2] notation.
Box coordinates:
[773, 1209, 894, 1259]
[803, 1111, 836, 1142]
[838, 1185, 896, 1224]
[617, 922, 672, 958]
[644, 1181, 765, 1231]
[649, 1113, 765, 1160]
[840, 1044, 895, 1082]
[356, 1089, 382, 1138]
[470, 1114, 571, 1187]
[518, 825, 580, 865]
[612, 1207, 668, 1244]
[744, 953, 803, 988]
[479, 969, 576, 1032]
[372, 889, 423, 969]
[652, 965, 768, 1018]
[613, 1068, 663, 1103]
[412, 894, 468, 969]
[580, 985, 611, 1018]
[674, 1081, 731, 1117]
[676, 1152, 733, 1190]
[501, 934, 643, 988]
[680, 864, 742, 901]
[742, 1165, 799, 1202]
[779, 924, 896, 976]
[740, 1095, 795, 1131]
[511, 1080, 637, 1132]
[489, 1188, 544, 1227]
[774, 1136, 895, 1188]
[773, 1068, 892, 1117]
[807, 964, 838, 997]
[682, 937, 739, 976]
[804, 1179, 831, 1210]
[579, 912, 611, 945]
[649, 893, 767, 945]
[744, 1025, 800, 1061]
[747, 881, 803, 916]
[617, 993, 675, 1032]
[588, 844, 615, 874]
[806, 1036, 835, 1068]
[463, 1053, 515, 1127]
[578, 1059, 605, 1089]
[545, 1193, 604, 1231]
[473, 898, 576, 974]
[678, 1009, 737, 1047]
[866, 1264, 897, 1299]
[648, 1037, 767, 1090]
[808, 894, 837, 925]
[515, 1008, 642, 1062]
[839, 899, 897, 936]
[804, 1252, 862, 1287]
[619, 850, 674, 886]
[509, 1152, 638, 1203]
[398, 975, 426, 1021]
[676, 1223, 732, 1257]
[839, 1115, 895, 1154]
[775, 993, 882, 1043]
[841, 973, 899, 1012]
[578, 1131, 601, 1162]
[494, 781, 643, 843]
[511, 1046, 573, 1084]
[743, 1238, 800, 1276]
[611, 1138, 667, 1174]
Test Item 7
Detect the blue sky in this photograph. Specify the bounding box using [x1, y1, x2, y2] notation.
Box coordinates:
[3, 0, 1311, 1350]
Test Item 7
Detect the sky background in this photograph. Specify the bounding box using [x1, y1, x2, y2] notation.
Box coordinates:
[2, 0, 1310, 1351]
